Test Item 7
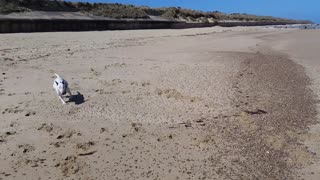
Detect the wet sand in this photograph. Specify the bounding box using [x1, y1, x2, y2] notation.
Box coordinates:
[0, 27, 319, 179]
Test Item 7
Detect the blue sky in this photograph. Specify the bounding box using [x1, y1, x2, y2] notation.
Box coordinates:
[73, 0, 319, 23]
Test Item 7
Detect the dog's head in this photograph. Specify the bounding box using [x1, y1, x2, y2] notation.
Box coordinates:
[54, 80, 67, 95]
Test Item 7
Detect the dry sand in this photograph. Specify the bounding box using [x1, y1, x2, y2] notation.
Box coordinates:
[0, 27, 319, 179]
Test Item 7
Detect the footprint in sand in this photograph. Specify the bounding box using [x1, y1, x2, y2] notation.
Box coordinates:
[130, 82, 139, 86]
[156, 88, 183, 99]
[111, 79, 122, 86]
[18, 144, 35, 154]
[156, 88, 201, 102]
[25, 111, 36, 117]
[56, 130, 77, 140]
[0, 137, 6, 143]
[50, 141, 66, 148]
[55, 155, 84, 177]
[121, 90, 131, 94]
[0, 131, 17, 143]
[90, 68, 101, 77]
[24, 92, 31, 95]
[76, 141, 95, 151]
[2, 107, 23, 114]
[104, 63, 127, 69]
[94, 89, 113, 95]
[131, 123, 143, 132]
[141, 82, 151, 87]
[24, 158, 46, 168]
[10, 122, 18, 127]
[37, 123, 55, 133]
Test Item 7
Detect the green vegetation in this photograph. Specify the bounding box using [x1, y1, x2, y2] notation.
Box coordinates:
[75, 3, 148, 19]
[0, 0, 75, 12]
[0, 0, 311, 23]
[0, 0, 28, 13]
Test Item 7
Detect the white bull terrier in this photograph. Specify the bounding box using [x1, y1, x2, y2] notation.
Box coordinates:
[53, 74, 72, 104]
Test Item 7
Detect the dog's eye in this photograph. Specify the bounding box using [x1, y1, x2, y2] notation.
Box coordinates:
[62, 81, 65, 84]
[55, 81, 58, 85]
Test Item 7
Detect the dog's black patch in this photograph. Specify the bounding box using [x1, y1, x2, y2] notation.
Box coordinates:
[61, 82, 68, 95]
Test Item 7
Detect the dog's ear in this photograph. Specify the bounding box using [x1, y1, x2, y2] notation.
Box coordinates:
[55, 81, 58, 85]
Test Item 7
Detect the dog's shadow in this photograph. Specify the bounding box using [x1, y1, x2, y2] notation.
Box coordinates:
[67, 91, 85, 105]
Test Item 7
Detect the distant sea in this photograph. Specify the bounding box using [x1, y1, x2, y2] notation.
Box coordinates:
[271, 24, 320, 29]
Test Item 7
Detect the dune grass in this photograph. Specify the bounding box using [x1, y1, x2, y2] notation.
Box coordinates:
[0, 0, 311, 23]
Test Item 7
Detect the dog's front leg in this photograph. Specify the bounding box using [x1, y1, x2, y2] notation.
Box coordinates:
[58, 95, 66, 104]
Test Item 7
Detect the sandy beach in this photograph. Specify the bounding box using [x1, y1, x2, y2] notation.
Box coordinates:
[0, 27, 319, 179]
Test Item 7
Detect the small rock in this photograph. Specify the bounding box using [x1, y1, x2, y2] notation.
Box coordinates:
[5, 131, 16, 136]
[56, 135, 64, 139]
[100, 128, 106, 133]
[195, 118, 204, 123]
[25, 112, 36, 117]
